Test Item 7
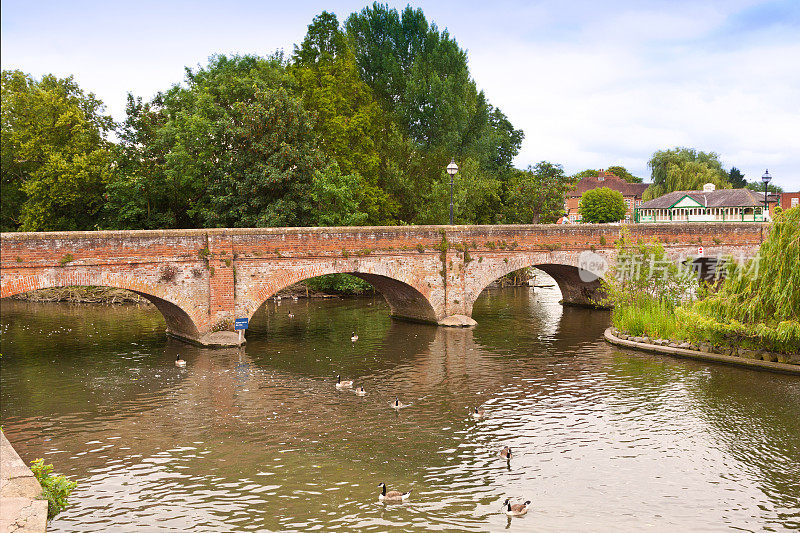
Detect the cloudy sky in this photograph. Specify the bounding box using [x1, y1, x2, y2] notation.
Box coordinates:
[2, 0, 799, 189]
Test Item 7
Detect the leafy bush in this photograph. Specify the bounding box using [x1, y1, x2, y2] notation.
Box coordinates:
[602, 230, 698, 308]
[579, 187, 627, 223]
[30, 458, 78, 519]
[303, 274, 373, 295]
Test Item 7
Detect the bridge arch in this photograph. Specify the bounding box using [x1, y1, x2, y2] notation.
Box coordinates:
[463, 251, 612, 315]
[239, 260, 439, 324]
[1, 272, 202, 342]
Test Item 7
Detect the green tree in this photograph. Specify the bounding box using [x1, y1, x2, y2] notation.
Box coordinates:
[679, 207, 800, 353]
[745, 180, 783, 194]
[106, 54, 324, 229]
[105, 94, 185, 229]
[574, 169, 599, 179]
[291, 11, 397, 224]
[1, 70, 114, 231]
[344, 3, 522, 212]
[505, 162, 575, 224]
[416, 157, 503, 224]
[310, 163, 368, 226]
[606, 165, 642, 183]
[728, 166, 746, 188]
[644, 147, 730, 200]
[579, 187, 627, 223]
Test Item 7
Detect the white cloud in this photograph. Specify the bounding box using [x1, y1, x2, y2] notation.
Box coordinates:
[2, 0, 798, 189]
[463, 3, 800, 189]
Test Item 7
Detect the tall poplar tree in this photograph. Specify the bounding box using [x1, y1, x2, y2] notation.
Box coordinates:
[291, 11, 397, 223]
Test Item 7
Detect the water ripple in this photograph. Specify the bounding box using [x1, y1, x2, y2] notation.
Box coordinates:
[1, 291, 798, 532]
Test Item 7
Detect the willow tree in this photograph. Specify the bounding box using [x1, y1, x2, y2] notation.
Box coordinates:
[681, 207, 800, 353]
[644, 147, 731, 200]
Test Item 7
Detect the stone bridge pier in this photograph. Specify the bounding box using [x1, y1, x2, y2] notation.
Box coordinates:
[1, 223, 764, 346]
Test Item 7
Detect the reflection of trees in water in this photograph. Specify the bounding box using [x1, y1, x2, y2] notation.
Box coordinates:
[245, 296, 437, 378]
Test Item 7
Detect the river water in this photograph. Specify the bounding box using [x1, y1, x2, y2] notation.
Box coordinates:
[1, 286, 799, 532]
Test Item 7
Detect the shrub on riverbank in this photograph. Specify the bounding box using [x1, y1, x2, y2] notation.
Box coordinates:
[607, 208, 800, 355]
[611, 295, 686, 340]
[603, 232, 696, 341]
[300, 274, 374, 295]
[30, 458, 77, 519]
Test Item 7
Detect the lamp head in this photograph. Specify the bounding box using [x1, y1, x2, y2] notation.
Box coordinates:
[762, 169, 772, 184]
[446, 159, 459, 176]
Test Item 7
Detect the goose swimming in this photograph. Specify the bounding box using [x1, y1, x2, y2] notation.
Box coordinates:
[503, 498, 530, 516]
[378, 482, 411, 502]
[335, 375, 353, 389]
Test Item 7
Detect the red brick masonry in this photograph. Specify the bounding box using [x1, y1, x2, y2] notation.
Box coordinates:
[1, 223, 764, 345]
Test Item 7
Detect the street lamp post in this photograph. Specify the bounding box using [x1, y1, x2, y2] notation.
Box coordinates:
[446, 159, 459, 225]
[762, 170, 772, 220]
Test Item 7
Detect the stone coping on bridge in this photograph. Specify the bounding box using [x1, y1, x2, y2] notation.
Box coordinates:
[604, 328, 800, 375]
[0, 432, 48, 533]
[0, 221, 768, 241]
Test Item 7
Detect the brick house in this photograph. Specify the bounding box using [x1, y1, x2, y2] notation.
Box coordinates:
[564, 170, 649, 223]
[779, 192, 800, 211]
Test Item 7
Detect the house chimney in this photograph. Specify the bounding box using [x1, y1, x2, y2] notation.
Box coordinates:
[598, 170, 605, 182]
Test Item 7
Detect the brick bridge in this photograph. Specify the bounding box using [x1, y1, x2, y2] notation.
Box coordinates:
[0, 223, 763, 346]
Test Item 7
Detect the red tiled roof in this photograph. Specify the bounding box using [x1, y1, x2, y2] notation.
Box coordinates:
[567, 171, 649, 198]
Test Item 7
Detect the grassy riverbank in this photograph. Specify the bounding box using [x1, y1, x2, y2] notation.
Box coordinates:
[610, 207, 800, 357]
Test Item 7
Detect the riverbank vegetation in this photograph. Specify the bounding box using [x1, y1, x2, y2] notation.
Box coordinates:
[30, 458, 78, 519]
[606, 207, 800, 356]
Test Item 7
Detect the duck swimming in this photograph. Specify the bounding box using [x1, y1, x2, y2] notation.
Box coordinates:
[351, 332, 359, 342]
[500, 446, 512, 460]
[471, 407, 485, 419]
[175, 355, 186, 367]
[355, 386, 367, 396]
[391, 397, 408, 410]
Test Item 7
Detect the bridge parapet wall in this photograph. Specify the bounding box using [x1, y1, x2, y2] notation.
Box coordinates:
[1, 223, 765, 345]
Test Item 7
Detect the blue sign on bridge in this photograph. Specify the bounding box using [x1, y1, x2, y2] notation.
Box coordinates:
[234, 318, 249, 330]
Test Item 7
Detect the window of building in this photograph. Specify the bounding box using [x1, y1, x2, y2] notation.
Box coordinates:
[792, 198, 799, 208]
